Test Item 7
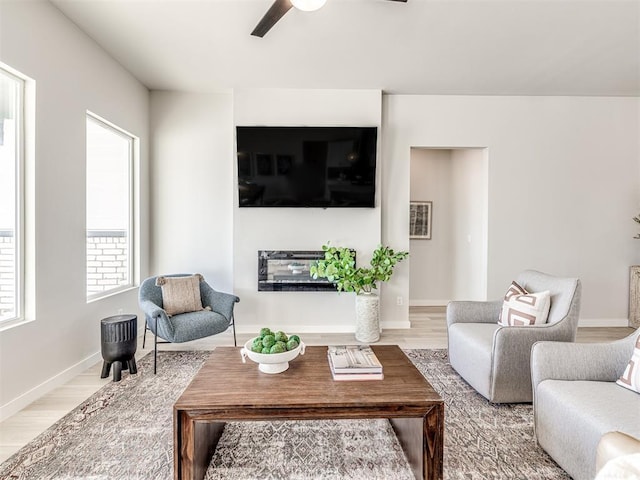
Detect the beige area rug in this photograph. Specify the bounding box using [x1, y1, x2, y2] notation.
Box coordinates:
[0, 349, 569, 479]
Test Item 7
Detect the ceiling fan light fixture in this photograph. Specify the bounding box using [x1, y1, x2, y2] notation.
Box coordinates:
[290, 0, 327, 12]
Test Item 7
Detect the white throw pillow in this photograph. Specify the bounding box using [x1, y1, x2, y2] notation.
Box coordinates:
[616, 333, 640, 394]
[498, 281, 528, 324]
[499, 290, 551, 326]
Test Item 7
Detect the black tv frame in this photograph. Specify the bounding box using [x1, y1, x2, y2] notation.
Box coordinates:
[236, 126, 377, 208]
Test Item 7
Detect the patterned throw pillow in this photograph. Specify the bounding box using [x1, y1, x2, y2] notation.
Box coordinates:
[499, 290, 551, 326]
[616, 333, 640, 394]
[505, 281, 528, 301]
[498, 281, 528, 324]
[156, 274, 205, 316]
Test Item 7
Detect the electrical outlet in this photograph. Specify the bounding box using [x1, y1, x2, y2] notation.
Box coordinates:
[396, 296, 403, 306]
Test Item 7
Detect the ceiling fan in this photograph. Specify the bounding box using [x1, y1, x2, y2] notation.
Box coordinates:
[251, 0, 408, 38]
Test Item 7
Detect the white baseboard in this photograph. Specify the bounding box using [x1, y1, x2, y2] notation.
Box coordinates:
[238, 321, 412, 335]
[410, 299, 450, 307]
[0, 351, 102, 422]
[578, 318, 630, 328]
[381, 320, 411, 329]
[237, 324, 355, 334]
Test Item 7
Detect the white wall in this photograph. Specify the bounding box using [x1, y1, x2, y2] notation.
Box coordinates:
[149, 91, 234, 293]
[148, 89, 401, 333]
[450, 148, 487, 301]
[384, 95, 640, 325]
[150, 92, 639, 334]
[0, 1, 149, 419]
[232, 89, 406, 333]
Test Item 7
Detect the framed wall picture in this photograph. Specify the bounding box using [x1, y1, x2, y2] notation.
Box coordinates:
[410, 201, 432, 239]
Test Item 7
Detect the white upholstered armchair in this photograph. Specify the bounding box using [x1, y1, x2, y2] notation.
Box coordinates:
[447, 270, 581, 403]
[531, 330, 640, 480]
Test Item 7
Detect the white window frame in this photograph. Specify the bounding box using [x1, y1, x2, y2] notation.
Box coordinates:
[86, 112, 136, 301]
[0, 66, 25, 326]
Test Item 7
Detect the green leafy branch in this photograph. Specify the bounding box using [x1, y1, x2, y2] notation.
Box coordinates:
[310, 244, 409, 295]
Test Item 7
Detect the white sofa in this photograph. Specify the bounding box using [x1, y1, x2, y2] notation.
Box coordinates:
[531, 330, 640, 480]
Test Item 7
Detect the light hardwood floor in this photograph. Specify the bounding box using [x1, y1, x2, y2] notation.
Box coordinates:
[0, 306, 634, 463]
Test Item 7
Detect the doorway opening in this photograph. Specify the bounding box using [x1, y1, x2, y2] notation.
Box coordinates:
[409, 147, 488, 306]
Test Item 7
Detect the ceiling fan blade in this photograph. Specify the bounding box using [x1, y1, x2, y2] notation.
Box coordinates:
[251, 0, 293, 38]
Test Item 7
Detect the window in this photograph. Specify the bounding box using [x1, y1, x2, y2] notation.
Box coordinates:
[86, 113, 135, 299]
[0, 67, 24, 323]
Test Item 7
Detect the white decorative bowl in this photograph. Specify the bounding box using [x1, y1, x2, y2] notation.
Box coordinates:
[240, 337, 305, 374]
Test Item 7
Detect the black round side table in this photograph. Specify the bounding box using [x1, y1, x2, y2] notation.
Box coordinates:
[100, 314, 138, 382]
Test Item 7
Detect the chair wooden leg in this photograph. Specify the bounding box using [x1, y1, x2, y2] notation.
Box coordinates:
[113, 361, 122, 382]
[128, 358, 137, 375]
[101, 361, 111, 379]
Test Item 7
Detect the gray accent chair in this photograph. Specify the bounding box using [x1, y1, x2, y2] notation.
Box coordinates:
[447, 270, 581, 403]
[138, 274, 239, 373]
[531, 330, 640, 480]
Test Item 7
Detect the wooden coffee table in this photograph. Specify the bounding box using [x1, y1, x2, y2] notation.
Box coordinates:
[174, 345, 444, 480]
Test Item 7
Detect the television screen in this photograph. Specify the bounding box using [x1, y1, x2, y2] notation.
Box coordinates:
[236, 126, 377, 208]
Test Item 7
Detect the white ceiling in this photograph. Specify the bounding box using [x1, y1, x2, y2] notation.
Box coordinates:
[50, 0, 640, 96]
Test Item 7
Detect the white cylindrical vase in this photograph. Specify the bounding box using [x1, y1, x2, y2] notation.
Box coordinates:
[355, 293, 380, 343]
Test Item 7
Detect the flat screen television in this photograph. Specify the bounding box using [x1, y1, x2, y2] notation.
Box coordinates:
[236, 126, 377, 208]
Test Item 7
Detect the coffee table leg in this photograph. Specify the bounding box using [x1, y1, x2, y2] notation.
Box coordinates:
[390, 404, 444, 480]
[174, 410, 225, 480]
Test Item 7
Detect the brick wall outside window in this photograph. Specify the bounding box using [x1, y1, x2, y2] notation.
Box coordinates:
[1, 230, 129, 312]
[0, 231, 15, 318]
[87, 230, 129, 296]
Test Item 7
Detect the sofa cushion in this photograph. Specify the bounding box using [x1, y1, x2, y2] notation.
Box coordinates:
[617, 334, 640, 394]
[169, 310, 231, 343]
[499, 290, 551, 326]
[156, 274, 205, 316]
[535, 380, 640, 480]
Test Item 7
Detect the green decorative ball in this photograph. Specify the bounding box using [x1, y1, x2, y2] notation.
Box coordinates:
[261, 347, 270, 354]
[270, 343, 285, 354]
[289, 335, 300, 344]
[259, 327, 273, 338]
[262, 334, 276, 349]
[274, 331, 288, 343]
[286, 339, 299, 351]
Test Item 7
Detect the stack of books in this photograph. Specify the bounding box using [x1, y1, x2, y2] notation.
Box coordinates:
[327, 345, 384, 381]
